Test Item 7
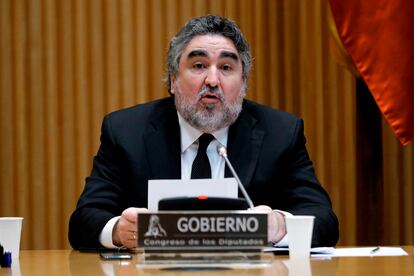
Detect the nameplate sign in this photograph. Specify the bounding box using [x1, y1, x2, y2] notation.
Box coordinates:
[137, 212, 268, 251]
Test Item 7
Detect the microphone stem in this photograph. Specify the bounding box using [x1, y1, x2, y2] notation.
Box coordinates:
[223, 155, 254, 209]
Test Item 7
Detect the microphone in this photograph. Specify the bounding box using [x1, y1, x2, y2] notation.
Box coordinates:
[217, 146, 254, 209]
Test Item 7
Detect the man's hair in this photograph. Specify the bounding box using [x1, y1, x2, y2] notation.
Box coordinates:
[164, 15, 252, 93]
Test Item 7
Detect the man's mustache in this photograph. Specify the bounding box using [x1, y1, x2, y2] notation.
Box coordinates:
[197, 86, 225, 102]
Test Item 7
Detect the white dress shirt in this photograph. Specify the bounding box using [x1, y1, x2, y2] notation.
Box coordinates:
[99, 112, 289, 248]
[177, 112, 228, 179]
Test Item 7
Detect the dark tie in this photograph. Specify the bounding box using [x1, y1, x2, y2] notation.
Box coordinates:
[191, 133, 214, 179]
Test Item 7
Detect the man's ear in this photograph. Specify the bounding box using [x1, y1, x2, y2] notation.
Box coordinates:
[241, 80, 248, 96]
[170, 76, 176, 94]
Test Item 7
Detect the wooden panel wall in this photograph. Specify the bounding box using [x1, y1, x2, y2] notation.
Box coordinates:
[0, 0, 410, 250]
[383, 126, 414, 245]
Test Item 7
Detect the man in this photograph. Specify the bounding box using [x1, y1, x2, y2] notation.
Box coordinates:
[69, 15, 339, 249]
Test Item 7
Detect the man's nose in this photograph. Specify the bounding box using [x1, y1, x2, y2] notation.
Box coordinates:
[204, 67, 220, 87]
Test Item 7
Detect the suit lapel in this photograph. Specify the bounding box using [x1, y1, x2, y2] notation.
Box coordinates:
[226, 108, 264, 189]
[144, 98, 181, 179]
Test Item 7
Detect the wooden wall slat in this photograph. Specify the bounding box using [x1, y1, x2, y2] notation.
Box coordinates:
[43, 0, 60, 249]
[88, 0, 104, 154]
[267, 0, 280, 108]
[11, 0, 31, 248]
[343, 71, 357, 244]
[402, 147, 413, 242]
[27, 0, 46, 249]
[0, 0, 14, 216]
[59, 0, 77, 250]
[1, 0, 412, 249]
[383, 125, 414, 245]
[136, 0, 149, 103]
[252, 0, 265, 103]
[119, 0, 135, 106]
[103, 0, 120, 111]
[73, 0, 91, 209]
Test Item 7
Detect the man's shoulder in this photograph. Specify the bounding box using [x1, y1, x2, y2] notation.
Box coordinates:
[242, 99, 300, 124]
[105, 97, 174, 122]
[240, 100, 304, 145]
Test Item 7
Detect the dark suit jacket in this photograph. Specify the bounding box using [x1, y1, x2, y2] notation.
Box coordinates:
[69, 97, 339, 249]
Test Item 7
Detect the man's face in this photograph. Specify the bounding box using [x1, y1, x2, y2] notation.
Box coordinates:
[171, 34, 246, 133]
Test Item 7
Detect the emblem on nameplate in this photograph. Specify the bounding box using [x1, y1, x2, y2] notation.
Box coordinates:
[144, 215, 167, 238]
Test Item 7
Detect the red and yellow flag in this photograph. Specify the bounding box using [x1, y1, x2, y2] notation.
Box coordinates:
[329, 0, 414, 145]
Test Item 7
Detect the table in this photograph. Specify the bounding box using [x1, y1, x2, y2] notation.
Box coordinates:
[1, 247, 413, 275]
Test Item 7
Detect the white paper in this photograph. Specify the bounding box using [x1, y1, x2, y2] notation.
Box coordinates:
[313, 247, 409, 257]
[147, 178, 238, 212]
[264, 246, 335, 254]
[265, 246, 408, 257]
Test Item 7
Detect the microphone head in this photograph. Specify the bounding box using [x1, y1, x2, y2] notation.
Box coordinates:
[217, 146, 227, 157]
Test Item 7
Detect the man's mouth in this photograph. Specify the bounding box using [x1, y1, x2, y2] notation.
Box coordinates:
[200, 93, 221, 104]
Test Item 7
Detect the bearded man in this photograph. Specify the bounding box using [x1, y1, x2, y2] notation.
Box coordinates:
[69, 15, 339, 250]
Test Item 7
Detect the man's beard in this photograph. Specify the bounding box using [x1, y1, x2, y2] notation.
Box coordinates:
[174, 85, 245, 133]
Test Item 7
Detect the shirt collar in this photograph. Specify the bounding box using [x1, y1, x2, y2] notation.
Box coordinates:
[177, 112, 228, 153]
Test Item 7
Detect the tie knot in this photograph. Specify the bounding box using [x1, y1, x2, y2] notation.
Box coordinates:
[197, 133, 214, 151]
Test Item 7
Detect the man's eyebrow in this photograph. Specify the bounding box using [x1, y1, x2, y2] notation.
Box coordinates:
[187, 49, 239, 61]
[187, 50, 208, 59]
[219, 51, 239, 61]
